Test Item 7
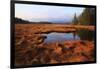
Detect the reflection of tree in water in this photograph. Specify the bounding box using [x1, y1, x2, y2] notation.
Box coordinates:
[77, 29, 95, 40]
[73, 31, 77, 40]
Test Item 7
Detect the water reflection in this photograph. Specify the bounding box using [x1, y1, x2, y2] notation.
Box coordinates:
[42, 29, 95, 43]
[77, 29, 95, 41]
[43, 32, 80, 43]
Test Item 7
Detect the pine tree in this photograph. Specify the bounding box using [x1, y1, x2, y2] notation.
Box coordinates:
[73, 13, 78, 25]
[78, 8, 95, 25]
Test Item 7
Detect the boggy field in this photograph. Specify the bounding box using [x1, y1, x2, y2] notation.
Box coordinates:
[15, 24, 95, 66]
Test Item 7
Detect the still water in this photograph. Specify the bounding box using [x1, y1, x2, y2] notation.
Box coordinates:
[43, 32, 80, 43]
[42, 29, 94, 43]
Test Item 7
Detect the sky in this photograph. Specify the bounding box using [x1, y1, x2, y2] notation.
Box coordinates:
[15, 4, 85, 23]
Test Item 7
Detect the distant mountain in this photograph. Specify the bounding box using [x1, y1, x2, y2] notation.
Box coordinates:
[14, 17, 30, 23]
[14, 17, 72, 24]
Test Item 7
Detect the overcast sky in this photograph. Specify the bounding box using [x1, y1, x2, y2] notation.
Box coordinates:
[15, 4, 85, 23]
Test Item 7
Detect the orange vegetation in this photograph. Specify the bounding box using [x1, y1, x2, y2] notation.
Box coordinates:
[15, 24, 95, 66]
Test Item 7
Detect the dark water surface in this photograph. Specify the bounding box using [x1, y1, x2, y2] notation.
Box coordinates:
[42, 29, 94, 43]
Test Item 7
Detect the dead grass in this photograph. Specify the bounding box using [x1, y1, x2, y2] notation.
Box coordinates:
[15, 24, 95, 66]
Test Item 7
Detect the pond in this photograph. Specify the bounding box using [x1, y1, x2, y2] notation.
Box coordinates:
[42, 29, 95, 43]
[43, 32, 80, 43]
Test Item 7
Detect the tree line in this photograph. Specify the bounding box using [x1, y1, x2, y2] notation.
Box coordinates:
[73, 8, 96, 25]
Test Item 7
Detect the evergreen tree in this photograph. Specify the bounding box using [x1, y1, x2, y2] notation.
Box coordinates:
[78, 8, 95, 25]
[73, 13, 78, 25]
